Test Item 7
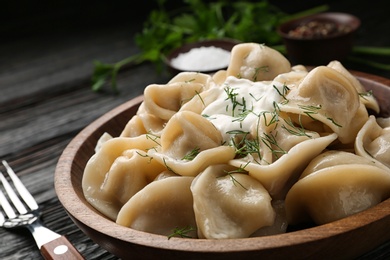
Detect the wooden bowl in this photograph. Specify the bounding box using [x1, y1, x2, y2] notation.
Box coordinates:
[55, 71, 390, 259]
[277, 12, 360, 65]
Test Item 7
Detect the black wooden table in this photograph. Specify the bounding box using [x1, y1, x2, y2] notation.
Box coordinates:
[1, 1, 390, 259]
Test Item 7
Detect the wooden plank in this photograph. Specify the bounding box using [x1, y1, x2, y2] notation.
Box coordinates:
[0, 22, 169, 259]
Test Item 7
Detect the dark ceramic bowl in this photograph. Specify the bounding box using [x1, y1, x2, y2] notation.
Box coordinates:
[277, 12, 360, 65]
[164, 39, 240, 75]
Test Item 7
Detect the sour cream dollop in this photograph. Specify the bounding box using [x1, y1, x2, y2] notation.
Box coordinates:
[201, 76, 285, 142]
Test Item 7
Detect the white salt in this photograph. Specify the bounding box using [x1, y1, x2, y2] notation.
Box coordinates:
[170, 46, 231, 71]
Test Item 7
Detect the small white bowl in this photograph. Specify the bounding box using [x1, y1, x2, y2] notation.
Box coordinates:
[165, 39, 240, 75]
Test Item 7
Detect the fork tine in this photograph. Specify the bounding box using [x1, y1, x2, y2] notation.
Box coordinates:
[0, 170, 28, 214]
[0, 173, 18, 219]
[0, 208, 5, 225]
[2, 161, 39, 211]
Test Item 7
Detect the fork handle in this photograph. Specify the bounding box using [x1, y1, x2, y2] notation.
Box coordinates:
[40, 236, 84, 260]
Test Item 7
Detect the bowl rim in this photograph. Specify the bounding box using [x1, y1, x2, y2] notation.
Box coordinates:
[55, 71, 390, 255]
[277, 12, 361, 41]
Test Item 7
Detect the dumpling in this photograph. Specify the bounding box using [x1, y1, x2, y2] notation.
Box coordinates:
[143, 72, 211, 121]
[229, 133, 338, 199]
[116, 176, 197, 237]
[82, 135, 162, 220]
[120, 103, 167, 137]
[248, 111, 321, 166]
[355, 115, 390, 169]
[212, 69, 228, 85]
[250, 200, 288, 237]
[280, 66, 368, 144]
[160, 110, 223, 158]
[226, 43, 291, 81]
[191, 164, 275, 239]
[153, 170, 179, 181]
[167, 71, 214, 88]
[327, 60, 380, 113]
[273, 65, 308, 89]
[148, 110, 235, 176]
[179, 87, 223, 115]
[97, 149, 166, 217]
[285, 150, 390, 225]
[94, 132, 113, 152]
[149, 146, 235, 177]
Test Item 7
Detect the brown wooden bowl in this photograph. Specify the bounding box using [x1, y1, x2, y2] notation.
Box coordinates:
[55, 72, 390, 260]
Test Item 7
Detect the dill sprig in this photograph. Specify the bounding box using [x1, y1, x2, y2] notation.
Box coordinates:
[296, 104, 342, 127]
[223, 163, 249, 190]
[327, 117, 343, 127]
[182, 148, 200, 161]
[195, 90, 205, 106]
[232, 108, 253, 128]
[281, 116, 312, 138]
[168, 226, 196, 239]
[259, 101, 281, 127]
[162, 157, 178, 174]
[260, 132, 287, 159]
[358, 90, 373, 100]
[298, 104, 321, 121]
[146, 133, 161, 146]
[228, 130, 260, 159]
[224, 86, 246, 117]
[273, 84, 290, 101]
[253, 66, 269, 81]
[136, 151, 154, 163]
[249, 92, 263, 102]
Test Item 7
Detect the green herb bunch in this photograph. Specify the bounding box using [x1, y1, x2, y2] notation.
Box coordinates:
[92, 0, 324, 92]
[92, 0, 390, 93]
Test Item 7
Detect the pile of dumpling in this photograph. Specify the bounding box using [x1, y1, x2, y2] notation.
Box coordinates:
[82, 43, 390, 239]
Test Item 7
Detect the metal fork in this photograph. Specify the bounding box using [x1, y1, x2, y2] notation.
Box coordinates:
[0, 160, 84, 259]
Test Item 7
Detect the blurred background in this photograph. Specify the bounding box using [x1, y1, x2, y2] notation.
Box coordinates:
[1, 0, 386, 41]
[1, 0, 389, 76]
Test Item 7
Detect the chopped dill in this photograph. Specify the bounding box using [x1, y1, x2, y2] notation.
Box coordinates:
[227, 130, 262, 163]
[136, 151, 154, 163]
[146, 133, 161, 146]
[260, 132, 287, 158]
[184, 78, 196, 83]
[182, 148, 200, 161]
[223, 163, 249, 190]
[168, 226, 196, 239]
[282, 116, 312, 138]
[358, 90, 373, 100]
[162, 157, 177, 174]
[252, 66, 269, 81]
[249, 92, 263, 102]
[273, 84, 290, 100]
[195, 90, 205, 106]
[298, 104, 321, 121]
[327, 117, 343, 127]
[224, 86, 246, 116]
